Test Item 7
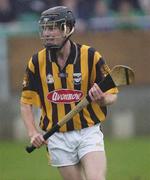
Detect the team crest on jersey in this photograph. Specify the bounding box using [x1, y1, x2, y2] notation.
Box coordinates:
[73, 73, 82, 85]
[46, 74, 54, 84]
[101, 64, 110, 77]
[47, 89, 83, 104]
[22, 72, 29, 88]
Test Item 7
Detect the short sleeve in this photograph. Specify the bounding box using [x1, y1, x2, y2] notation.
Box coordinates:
[20, 58, 41, 107]
[95, 55, 118, 94]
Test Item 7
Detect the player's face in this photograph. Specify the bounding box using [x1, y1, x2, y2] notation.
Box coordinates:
[40, 21, 66, 47]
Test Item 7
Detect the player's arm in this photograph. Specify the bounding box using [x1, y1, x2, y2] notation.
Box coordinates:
[20, 102, 46, 148]
[20, 102, 37, 137]
[89, 52, 118, 106]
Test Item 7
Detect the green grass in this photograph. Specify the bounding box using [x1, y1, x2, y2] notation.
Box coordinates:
[105, 137, 150, 180]
[0, 141, 61, 180]
[0, 137, 150, 180]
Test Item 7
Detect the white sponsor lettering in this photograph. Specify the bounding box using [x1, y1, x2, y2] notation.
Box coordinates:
[52, 92, 81, 101]
[47, 89, 84, 103]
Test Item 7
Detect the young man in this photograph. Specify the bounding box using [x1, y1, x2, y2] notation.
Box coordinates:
[20, 6, 118, 180]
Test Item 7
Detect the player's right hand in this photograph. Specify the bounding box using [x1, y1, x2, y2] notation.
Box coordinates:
[30, 132, 47, 148]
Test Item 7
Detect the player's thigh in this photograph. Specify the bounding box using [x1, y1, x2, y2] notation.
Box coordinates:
[81, 151, 107, 180]
[58, 163, 84, 180]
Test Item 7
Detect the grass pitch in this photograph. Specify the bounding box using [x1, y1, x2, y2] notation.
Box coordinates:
[0, 137, 150, 180]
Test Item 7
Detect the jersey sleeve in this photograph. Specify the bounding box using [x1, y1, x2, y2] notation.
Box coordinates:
[20, 57, 41, 107]
[94, 52, 118, 94]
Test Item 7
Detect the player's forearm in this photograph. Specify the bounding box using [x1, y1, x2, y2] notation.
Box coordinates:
[103, 93, 117, 105]
[97, 93, 117, 106]
[20, 102, 38, 137]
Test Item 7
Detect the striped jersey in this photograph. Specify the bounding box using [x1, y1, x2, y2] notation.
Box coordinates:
[21, 41, 118, 132]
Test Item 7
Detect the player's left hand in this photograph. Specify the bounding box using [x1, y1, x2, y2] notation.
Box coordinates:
[89, 83, 106, 106]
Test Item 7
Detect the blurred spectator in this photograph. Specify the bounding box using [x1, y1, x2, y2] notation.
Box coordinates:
[118, 0, 142, 15]
[16, 0, 66, 21]
[88, 0, 117, 31]
[16, 0, 46, 21]
[77, 0, 96, 20]
[118, 0, 137, 16]
[139, 0, 150, 15]
[0, 0, 17, 23]
[93, 0, 113, 17]
[109, 0, 141, 12]
[114, 0, 143, 29]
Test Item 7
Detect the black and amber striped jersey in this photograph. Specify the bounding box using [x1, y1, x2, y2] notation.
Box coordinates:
[21, 41, 118, 132]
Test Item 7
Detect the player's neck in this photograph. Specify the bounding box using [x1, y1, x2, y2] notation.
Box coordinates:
[57, 40, 71, 69]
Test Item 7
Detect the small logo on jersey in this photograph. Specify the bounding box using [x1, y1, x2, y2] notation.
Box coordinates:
[47, 89, 83, 104]
[73, 73, 82, 85]
[22, 72, 29, 88]
[46, 74, 54, 84]
[101, 64, 110, 77]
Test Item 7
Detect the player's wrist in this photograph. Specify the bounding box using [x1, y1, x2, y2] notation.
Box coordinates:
[28, 129, 39, 138]
[97, 97, 106, 106]
[100, 93, 117, 106]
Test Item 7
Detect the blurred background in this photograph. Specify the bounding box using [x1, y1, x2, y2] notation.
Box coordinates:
[0, 0, 150, 140]
[0, 0, 150, 179]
